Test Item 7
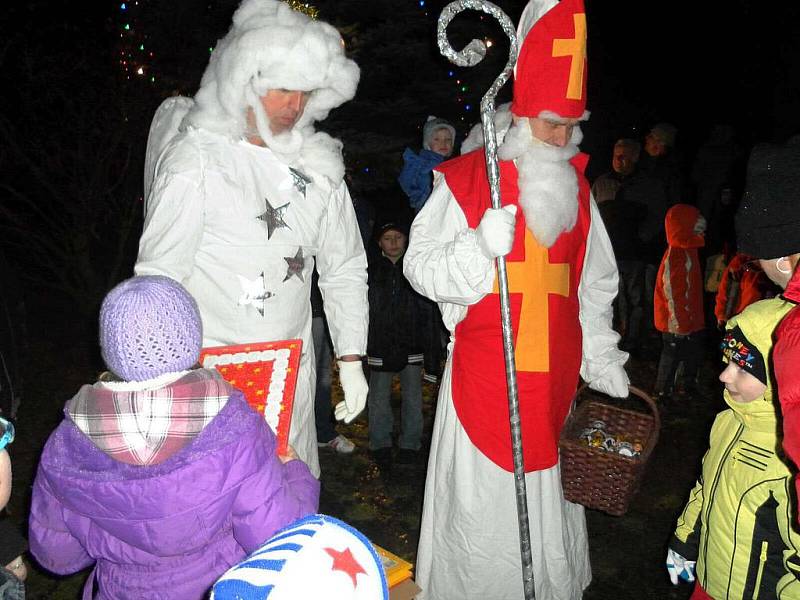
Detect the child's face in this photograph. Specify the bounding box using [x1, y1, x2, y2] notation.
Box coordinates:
[719, 362, 767, 403]
[378, 229, 407, 260]
[429, 128, 454, 157]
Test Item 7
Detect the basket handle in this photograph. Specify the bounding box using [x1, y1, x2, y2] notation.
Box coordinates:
[576, 384, 661, 457]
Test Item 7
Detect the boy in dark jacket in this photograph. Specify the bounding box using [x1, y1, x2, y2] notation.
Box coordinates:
[367, 218, 440, 469]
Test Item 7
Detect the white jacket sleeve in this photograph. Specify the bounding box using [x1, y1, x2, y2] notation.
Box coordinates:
[315, 182, 368, 358]
[403, 174, 496, 306]
[135, 170, 204, 283]
[578, 199, 629, 384]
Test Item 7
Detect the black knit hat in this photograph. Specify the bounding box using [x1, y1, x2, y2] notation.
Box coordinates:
[735, 137, 800, 259]
[372, 216, 409, 241]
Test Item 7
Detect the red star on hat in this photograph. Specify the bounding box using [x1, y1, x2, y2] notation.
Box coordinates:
[324, 546, 367, 588]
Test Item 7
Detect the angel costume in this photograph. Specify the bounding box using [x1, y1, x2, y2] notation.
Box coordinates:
[135, 0, 367, 477]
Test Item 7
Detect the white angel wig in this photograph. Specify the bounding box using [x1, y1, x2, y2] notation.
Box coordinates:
[184, 0, 359, 182]
[497, 110, 588, 248]
[461, 102, 514, 155]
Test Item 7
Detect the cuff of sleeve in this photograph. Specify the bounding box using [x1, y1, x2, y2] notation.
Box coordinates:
[669, 534, 698, 561]
[452, 229, 495, 294]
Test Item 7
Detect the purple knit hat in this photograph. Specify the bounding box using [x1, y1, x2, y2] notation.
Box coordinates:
[99, 275, 202, 382]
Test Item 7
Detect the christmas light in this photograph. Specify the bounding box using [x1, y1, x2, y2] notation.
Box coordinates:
[120, 3, 126, 9]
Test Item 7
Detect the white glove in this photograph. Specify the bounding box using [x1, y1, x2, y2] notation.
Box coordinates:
[666, 548, 696, 585]
[475, 205, 517, 259]
[588, 363, 629, 398]
[335, 360, 368, 423]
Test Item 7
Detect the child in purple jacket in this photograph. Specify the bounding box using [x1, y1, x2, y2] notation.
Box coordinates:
[29, 275, 319, 600]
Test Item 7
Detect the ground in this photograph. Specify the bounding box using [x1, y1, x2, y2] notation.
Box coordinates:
[6, 302, 723, 599]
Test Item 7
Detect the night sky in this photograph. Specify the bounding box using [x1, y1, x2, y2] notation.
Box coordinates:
[2, 0, 799, 193]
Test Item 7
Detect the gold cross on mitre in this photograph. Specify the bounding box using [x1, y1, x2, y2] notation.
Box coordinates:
[551, 12, 587, 100]
[493, 229, 570, 373]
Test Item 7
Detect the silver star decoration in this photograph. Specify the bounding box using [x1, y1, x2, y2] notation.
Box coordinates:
[283, 247, 306, 282]
[237, 272, 274, 317]
[256, 199, 291, 239]
[289, 167, 312, 197]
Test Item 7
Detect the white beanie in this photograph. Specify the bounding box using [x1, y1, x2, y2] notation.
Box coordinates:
[422, 116, 456, 152]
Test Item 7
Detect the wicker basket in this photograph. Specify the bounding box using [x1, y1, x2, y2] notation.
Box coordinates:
[558, 385, 660, 516]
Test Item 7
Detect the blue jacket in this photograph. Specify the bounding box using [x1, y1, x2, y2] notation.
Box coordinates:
[398, 148, 445, 211]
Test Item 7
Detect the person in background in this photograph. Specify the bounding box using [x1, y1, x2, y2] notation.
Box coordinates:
[367, 217, 440, 472]
[0, 417, 26, 599]
[737, 137, 800, 526]
[640, 122, 685, 207]
[29, 276, 319, 599]
[595, 139, 651, 353]
[668, 299, 800, 600]
[398, 116, 456, 213]
[590, 138, 640, 205]
[653, 204, 707, 402]
[713, 252, 774, 328]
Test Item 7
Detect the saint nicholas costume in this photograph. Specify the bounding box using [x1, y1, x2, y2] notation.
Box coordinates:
[403, 1, 629, 597]
[135, 0, 367, 477]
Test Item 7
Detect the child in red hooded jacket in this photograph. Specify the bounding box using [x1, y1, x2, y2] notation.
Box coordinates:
[653, 204, 707, 401]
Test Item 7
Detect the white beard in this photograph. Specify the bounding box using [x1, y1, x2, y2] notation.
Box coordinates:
[497, 117, 582, 248]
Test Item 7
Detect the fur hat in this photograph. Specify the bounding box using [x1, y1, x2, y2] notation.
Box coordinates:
[99, 276, 202, 382]
[183, 0, 359, 181]
[211, 514, 388, 600]
[735, 137, 800, 259]
[511, 0, 588, 119]
[422, 116, 456, 153]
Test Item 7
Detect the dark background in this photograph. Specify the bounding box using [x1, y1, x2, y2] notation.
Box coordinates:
[0, 2, 797, 596]
[1, 0, 799, 332]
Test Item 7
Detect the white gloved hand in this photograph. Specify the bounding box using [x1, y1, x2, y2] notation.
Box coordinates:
[335, 360, 368, 423]
[475, 205, 517, 259]
[588, 363, 630, 398]
[666, 548, 696, 585]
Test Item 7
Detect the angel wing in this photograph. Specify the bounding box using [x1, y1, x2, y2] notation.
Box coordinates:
[143, 96, 194, 216]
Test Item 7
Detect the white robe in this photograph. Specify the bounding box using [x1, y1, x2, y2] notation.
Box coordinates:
[403, 171, 625, 599]
[135, 127, 368, 477]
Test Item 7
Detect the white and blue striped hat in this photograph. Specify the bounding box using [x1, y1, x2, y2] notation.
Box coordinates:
[212, 514, 389, 600]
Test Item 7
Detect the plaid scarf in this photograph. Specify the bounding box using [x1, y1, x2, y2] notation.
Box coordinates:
[67, 369, 231, 466]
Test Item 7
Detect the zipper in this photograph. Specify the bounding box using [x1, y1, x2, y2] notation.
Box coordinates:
[701, 422, 743, 586]
[752, 540, 768, 599]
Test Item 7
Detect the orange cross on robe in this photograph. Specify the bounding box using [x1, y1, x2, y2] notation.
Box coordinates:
[552, 12, 587, 100]
[494, 228, 570, 373]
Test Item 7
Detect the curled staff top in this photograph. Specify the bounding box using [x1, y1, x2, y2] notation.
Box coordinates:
[437, 0, 518, 208]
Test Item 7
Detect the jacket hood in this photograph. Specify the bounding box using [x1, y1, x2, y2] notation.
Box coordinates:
[37, 391, 268, 557]
[665, 204, 705, 249]
[784, 266, 800, 303]
[723, 297, 793, 431]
